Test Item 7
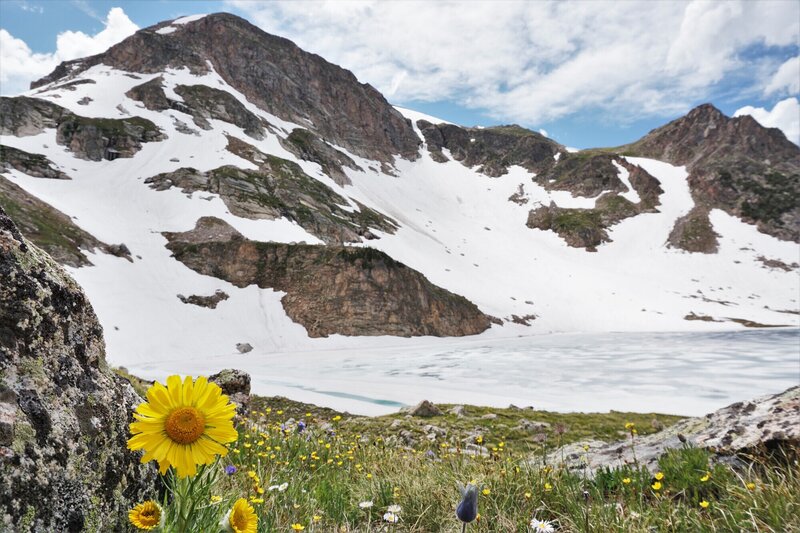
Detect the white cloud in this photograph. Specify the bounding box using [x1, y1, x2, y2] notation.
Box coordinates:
[17, 1, 44, 14]
[227, 0, 799, 126]
[764, 56, 800, 97]
[0, 7, 137, 95]
[734, 97, 800, 145]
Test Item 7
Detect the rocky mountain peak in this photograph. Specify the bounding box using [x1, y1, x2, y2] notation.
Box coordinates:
[622, 103, 800, 242]
[31, 12, 420, 163]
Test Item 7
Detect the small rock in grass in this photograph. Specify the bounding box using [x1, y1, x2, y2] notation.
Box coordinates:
[409, 400, 443, 417]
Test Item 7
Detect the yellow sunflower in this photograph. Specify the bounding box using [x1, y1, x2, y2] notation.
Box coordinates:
[128, 500, 163, 530]
[127, 375, 238, 478]
[223, 498, 258, 533]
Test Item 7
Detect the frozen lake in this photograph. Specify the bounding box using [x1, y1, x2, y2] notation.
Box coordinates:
[129, 329, 800, 417]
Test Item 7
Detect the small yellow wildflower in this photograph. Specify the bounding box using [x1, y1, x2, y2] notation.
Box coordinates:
[482, 488, 491, 496]
[652, 481, 662, 491]
[700, 473, 710, 482]
[625, 422, 635, 430]
[227, 498, 258, 533]
[332, 415, 342, 421]
[128, 500, 163, 531]
[746, 482, 756, 490]
[210, 495, 222, 503]
[654, 472, 664, 481]
[699, 500, 710, 509]
[291, 524, 305, 531]
[622, 478, 631, 484]
[313, 515, 322, 522]
[524, 492, 532, 499]
[544, 483, 552, 491]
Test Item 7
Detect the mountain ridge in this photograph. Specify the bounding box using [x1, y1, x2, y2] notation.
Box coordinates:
[0, 12, 796, 365]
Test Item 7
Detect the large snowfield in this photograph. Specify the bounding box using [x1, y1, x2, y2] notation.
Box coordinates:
[2, 62, 798, 416]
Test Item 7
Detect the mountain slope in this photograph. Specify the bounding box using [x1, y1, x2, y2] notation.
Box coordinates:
[0, 12, 796, 371]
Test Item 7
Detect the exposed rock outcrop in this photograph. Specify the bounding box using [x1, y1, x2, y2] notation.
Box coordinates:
[418, 121, 560, 177]
[526, 193, 641, 251]
[0, 207, 156, 531]
[163, 217, 492, 337]
[33, 13, 419, 162]
[173, 84, 265, 139]
[0, 176, 116, 267]
[622, 103, 800, 242]
[146, 137, 396, 244]
[0, 96, 165, 161]
[0, 145, 69, 180]
[667, 206, 720, 253]
[280, 128, 362, 186]
[177, 289, 229, 309]
[536, 152, 626, 197]
[526, 158, 664, 250]
[555, 386, 799, 475]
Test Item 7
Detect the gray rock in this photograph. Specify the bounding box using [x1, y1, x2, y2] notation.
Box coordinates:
[0, 207, 157, 531]
[409, 400, 443, 418]
[423, 425, 447, 438]
[209, 368, 251, 416]
[236, 342, 253, 353]
[481, 413, 498, 420]
[449, 405, 466, 417]
[516, 419, 551, 433]
[553, 386, 799, 476]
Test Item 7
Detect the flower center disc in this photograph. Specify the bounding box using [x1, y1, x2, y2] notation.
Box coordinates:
[140, 508, 158, 526]
[165, 407, 206, 444]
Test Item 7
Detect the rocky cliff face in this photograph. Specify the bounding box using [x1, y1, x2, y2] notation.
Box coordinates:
[1, 96, 165, 161]
[164, 217, 492, 337]
[0, 208, 156, 531]
[622, 104, 800, 243]
[418, 121, 560, 177]
[33, 13, 420, 163]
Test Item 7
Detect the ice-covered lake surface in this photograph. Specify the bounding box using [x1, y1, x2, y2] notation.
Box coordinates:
[129, 329, 800, 417]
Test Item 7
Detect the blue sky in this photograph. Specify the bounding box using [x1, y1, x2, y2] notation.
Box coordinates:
[1, 0, 798, 147]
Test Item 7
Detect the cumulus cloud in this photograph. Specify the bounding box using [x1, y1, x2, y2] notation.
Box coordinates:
[764, 56, 800, 97]
[227, 0, 799, 126]
[0, 7, 137, 95]
[734, 97, 800, 145]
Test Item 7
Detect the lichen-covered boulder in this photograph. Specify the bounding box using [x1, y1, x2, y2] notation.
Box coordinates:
[0, 207, 157, 532]
[554, 386, 800, 476]
[209, 368, 251, 416]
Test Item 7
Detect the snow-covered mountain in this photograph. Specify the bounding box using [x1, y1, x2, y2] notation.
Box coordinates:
[1, 13, 798, 370]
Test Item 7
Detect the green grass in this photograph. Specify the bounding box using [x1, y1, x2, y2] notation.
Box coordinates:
[551, 210, 603, 234]
[194, 400, 799, 532]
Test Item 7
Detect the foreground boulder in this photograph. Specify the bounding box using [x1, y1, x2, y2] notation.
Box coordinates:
[556, 386, 799, 475]
[209, 368, 251, 416]
[0, 208, 156, 531]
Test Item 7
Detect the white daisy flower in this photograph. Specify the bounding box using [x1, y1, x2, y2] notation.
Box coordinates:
[530, 518, 555, 532]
